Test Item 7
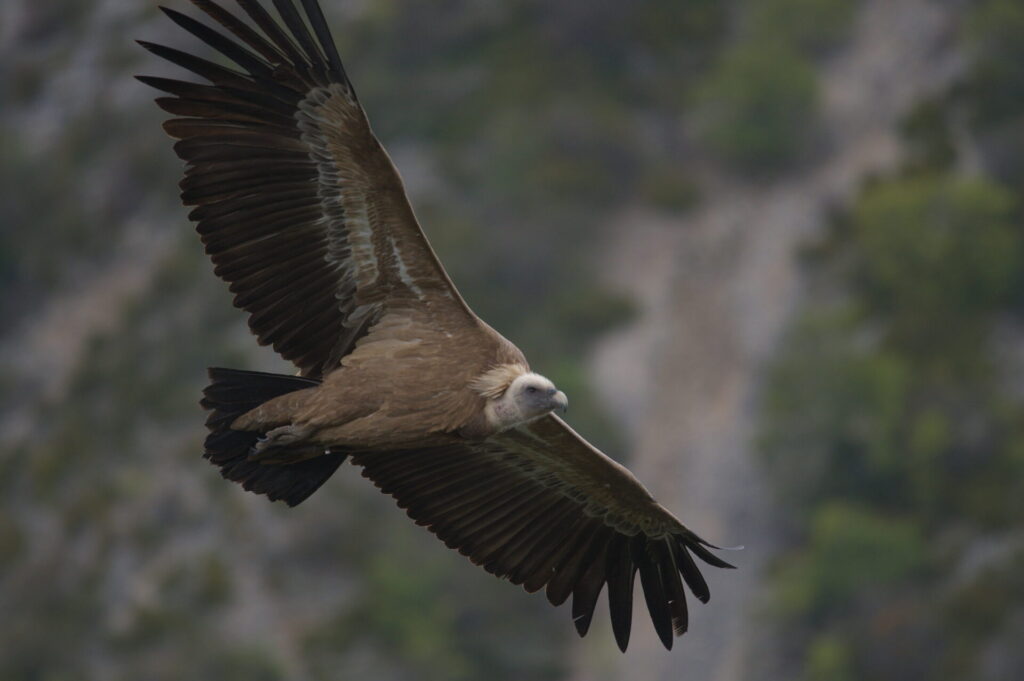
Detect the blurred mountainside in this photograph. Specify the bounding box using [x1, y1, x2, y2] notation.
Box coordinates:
[1, 1, 1023, 681]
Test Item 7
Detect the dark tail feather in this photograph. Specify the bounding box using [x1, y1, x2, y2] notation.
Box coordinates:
[200, 367, 345, 506]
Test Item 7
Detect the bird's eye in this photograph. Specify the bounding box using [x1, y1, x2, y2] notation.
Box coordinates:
[526, 386, 537, 394]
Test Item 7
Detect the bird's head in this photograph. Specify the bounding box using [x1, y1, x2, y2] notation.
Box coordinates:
[507, 372, 569, 420]
[472, 364, 568, 433]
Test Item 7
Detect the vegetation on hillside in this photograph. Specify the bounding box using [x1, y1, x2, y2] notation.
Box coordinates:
[758, 2, 1024, 678]
[696, 0, 856, 172]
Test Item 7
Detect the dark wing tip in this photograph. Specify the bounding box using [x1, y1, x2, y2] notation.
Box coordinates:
[688, 537, 739, 570]
[570, 533, 611, 639]
[637, 542, 674, 650]
[573, 612, 592, 639]
[298, 0, 347, 80]
[605, 535, 636, 652]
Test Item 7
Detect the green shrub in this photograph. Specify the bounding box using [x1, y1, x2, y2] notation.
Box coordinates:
[776, 503, 925, 619]
[850, 177, 1020, 357]
[698, 40, 819, 172]
[964, 0, 1024, 125]
[748, 0, 858, 55]
[960, 0, 1024, 183]
[899, 98, 958, 173]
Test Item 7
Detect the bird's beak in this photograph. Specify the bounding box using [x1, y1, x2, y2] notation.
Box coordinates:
[553, 391, 568, 414]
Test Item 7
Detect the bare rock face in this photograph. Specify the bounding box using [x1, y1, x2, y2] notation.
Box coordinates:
[579, 1, 962, 679]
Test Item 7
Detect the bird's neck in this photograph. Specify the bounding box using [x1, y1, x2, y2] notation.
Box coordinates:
[485, 395, 525, 432]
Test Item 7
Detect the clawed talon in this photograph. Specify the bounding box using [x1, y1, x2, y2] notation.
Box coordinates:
[248, 425, 315, 462]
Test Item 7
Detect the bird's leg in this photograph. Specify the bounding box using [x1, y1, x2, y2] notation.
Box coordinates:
[248, 424, 323, 463]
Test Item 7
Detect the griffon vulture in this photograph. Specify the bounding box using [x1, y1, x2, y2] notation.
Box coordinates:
[139, 0, 734, 651]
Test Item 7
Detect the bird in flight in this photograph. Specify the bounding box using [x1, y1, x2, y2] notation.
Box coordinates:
[140, 0, 733, 651]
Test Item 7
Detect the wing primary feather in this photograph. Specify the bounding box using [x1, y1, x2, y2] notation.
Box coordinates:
[216, 83, 302, 113]
[163, 118, 300, 142]
[236, 0, 311, 70]
[155, 97, 295, 127]
[298, 0, 349, 85]
[654, 539, 690, 636]
[605, 534, 636, 652]
[138, 40, 242, 83]
[155, 91, 295, 121]
[138, 40, 285, 99]
[142, 74, 294, 117]
[271, 0, 327, 77]
[545, 521, 602, 606]
[571, 530, 612, 638]
[636, 537, 674, 650]
[158, 7, 275, 79]
[686, 535, 737, 569]
[673, 539, 711, 604]
[136, 75, 244, 102]
[188, 0, 286, 63]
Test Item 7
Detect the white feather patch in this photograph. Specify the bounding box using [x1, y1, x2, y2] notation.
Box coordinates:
[389, 235, 424, 298]
[470, 363, 529, 399]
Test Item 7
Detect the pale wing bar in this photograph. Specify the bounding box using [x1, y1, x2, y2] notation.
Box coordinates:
[351, 438, 732, 651]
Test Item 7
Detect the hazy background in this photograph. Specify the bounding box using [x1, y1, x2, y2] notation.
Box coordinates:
[2, 0, 1023, 679]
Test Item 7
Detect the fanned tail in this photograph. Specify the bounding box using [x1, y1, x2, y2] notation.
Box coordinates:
[200, 367, 345, 506]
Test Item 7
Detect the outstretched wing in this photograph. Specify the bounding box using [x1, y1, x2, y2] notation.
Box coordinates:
[350, 415, 734, 651]
[140, 0, 472, 379]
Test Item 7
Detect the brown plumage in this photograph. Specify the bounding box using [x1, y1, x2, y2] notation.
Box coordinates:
[141, 0, 734, 652]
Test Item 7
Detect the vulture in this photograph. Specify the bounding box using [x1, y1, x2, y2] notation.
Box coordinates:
[139, 0, 734, 652]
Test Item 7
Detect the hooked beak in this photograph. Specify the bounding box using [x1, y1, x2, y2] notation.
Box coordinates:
[552, 390, 569, 414]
